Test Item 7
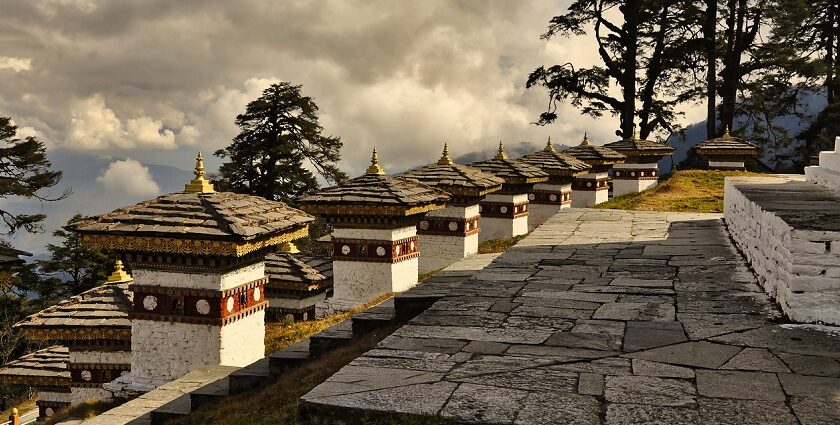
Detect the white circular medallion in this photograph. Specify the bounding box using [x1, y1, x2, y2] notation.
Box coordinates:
[549, 194, 557, 202]
[419, 220, 429, 230]
[631, 172, 636, 177]
[500, 206, 508, 214]
[615, 172, 621, 177]
[640, 172, 645, 177]
[395, 245, 401, 255]
[196, 299, 210, 315]
[226, 297, 235, 313]
[81, 370, 92, 381]
[341, 245, 351, 255]
[45, 408, 54, 417]
[376, 246, 386, 256]
[528, 194, 535, 201]
[448, 221, 458, 231]
[253, 287, 261, 302]
[586, 182, 593, 187]
[410, 241, 415, 251]
[142, 295, 158, 311]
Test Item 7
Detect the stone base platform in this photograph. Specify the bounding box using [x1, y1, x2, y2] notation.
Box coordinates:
[725, 175, 840, 325]
[301, 209, 840, 424]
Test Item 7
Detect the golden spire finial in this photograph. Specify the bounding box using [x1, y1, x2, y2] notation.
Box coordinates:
[581, 132, 590, 146]
[280, 242, 300, 253]
[184, 152, 215, 193]
[437, 143, 453, 165]
[544, 136, 556, 152]
[723, 125, 731, 138]
[494, 141, 508, 160]
[366, 148, 385, 175]
[106, 259, 132, 283]
[632, 127, 640, 140]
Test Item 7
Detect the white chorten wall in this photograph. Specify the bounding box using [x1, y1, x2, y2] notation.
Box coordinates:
[120, 264, 266, 392]
[612, 163, 660, 198]
[479, 193, 529, 241]
[805, 136, 840, 193]
[417, 204, 480, 273]
[321, 226, 419, 315]
[571, 173, 609, 208]
[709, 161, 746, 170]
[528, 183, 572, 231]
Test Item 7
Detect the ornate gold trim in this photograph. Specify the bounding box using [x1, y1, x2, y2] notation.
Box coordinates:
[23, 327, 132, 341]
[300, 202, 446, 218]
[80, 226, 308, 257]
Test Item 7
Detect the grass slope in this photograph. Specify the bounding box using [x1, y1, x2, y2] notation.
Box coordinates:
[595, 170, 759, 213]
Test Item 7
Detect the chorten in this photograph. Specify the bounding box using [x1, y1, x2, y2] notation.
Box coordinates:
[401, 144, 504, 272]
[12, 260, 132, 414]
[470, 142, 549, 241]
[565, 134, 626, 207]
[297, 149, 449, 315]
[604, 129, 674, 197]
[71, 153, 313, 392]
[519, 137, 591, 229]
[693, 127, 759, 170]
[264, 245, 333, 322]
[0, 346, 70, 420]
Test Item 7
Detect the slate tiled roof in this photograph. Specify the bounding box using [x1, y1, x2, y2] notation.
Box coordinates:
[695, 130, 759, 155]
[470, 143, 549, 185]
[0, 346, 70, 386]
[71, 191, 314, 242]
[265, 252, 333, 289]
[0, 246, 30, 269]
[520, 139, 592, 177]
[564, 135, 626, 165]
[604, 134, 675, 159]
[298, 149, 450, 217]
[400, 145, 504, 198]
[16, 282, 132, 340]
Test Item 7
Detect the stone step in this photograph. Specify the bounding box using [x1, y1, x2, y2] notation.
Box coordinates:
[149, 394, 191, 425]
[228, 357, 270, 394]
[269, 339, 310, 376]
[351, 299, 396, 336]
[393, 292, 446, 322]
[189, 376, 230, 411]
[308, 319, 353, 358]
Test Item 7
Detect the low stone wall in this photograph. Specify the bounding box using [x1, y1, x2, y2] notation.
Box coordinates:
[724, 175, 840, 325]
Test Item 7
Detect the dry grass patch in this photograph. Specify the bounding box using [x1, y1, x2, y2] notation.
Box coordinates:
[478, 234, 528, 254]
[264, 292, 394, 354]
[44, 399, 119, 424]
[596, 170, 760, 213]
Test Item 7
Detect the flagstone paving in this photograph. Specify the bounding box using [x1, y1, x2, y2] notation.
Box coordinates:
[301, 209, 840, 424]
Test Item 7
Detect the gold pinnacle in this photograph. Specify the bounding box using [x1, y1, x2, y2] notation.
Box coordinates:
[280, 242, 300, 253]
[494, 141, 508, 160]
[723, 126, 731, 137]
[544, 136, 556, 152]
[106, 259, 132, 283]
[581, 133, 590, 146]
[632, 128, 640, 140]
[184, 152, 215, 193]
[438, 143, 453, 165]
[366, 148, 385, 175]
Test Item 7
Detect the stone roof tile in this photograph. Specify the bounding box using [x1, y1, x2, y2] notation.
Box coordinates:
[0, 346, 70, 386]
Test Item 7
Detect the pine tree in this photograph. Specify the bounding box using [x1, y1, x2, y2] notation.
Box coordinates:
[215, 83, 347, 204]
[37, 214, 112, 296]
[0, 117, 66, 235]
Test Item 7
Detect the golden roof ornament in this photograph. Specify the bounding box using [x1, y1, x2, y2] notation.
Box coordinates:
[366, 148, 385, 175]
[494, 141, 508, 160]
[105, 259, 132, 283]
[544, 136, 556, 153]
[581, 133, 591, 146]
[184, 152, 215, 193]
[437, 143, 453, 165]
[723, 126, 731, 138]
[280, 241, 300, 253]
[632, 128, 640, 140]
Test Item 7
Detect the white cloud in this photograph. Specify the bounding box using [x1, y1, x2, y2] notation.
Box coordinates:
[96, 158, 161, 196]
[0, 57, 32, 72]
[66, 93, 189, 150]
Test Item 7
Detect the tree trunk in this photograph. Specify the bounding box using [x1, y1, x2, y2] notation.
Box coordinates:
[705, 0, 718, 138]
[620, 0, 641, 139]
[719, 0, 740, 132]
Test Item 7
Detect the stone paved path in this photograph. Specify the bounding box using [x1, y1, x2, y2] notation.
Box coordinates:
[301, 210, 840, 424]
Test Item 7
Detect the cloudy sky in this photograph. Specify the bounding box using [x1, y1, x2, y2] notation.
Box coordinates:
[0, 0, 707, 252]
